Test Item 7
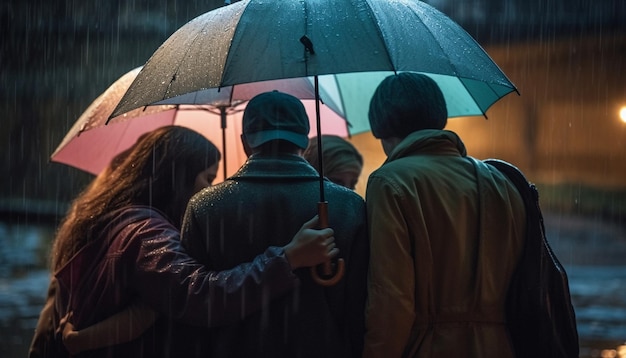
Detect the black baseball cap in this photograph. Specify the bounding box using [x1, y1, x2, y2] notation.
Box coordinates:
[243, 91, 310, 149]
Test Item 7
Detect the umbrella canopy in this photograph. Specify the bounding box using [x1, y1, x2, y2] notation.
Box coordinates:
[105, 0, 519, 286]
[111, 0, 517, 120]
[51, 67, 347, 182]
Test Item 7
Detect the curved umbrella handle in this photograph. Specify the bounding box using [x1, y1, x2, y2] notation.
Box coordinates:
[310, 202, 345, 286]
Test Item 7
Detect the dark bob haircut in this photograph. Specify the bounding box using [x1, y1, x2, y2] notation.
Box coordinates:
[368, 72, 448, 139]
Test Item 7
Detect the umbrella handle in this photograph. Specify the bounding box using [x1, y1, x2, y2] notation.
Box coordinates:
[310, 201, 345, 286]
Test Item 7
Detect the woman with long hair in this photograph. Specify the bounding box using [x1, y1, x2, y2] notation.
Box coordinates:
[30, 126, 337, 357]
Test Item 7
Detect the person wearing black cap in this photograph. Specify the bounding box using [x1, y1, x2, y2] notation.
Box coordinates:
[180, 91, 369, 358]
[363, 73, 527, 358]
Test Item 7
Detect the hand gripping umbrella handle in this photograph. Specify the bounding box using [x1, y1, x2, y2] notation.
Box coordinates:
[310, 201, 345, 286]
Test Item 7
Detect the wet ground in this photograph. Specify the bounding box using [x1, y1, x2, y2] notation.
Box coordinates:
[543, 212, 626, 358]
[1, 210, 625, 357]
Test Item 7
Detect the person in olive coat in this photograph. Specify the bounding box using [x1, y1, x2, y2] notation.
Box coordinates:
[363, 73, 526, 358]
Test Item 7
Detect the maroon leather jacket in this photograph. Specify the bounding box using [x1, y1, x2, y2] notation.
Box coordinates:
[30, 205, 298, 357]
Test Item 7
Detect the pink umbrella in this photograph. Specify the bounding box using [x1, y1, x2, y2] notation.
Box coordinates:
[51, 67, 347, 183]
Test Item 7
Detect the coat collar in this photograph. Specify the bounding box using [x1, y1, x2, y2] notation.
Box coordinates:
[230, 153, 321, 180]
[385, 129, 467, 164]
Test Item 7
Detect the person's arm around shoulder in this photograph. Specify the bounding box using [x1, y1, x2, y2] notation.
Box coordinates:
[59, 215, 337, 354]
[132, 211, 337, 327]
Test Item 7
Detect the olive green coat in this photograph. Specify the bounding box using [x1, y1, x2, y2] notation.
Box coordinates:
[363, 129, 526, 358]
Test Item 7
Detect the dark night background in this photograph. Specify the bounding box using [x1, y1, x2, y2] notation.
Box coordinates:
[1, 1, 626, 357]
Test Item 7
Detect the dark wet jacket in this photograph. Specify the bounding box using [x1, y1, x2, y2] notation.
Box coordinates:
[181, 153, 369, 358]
[29, 205, 298, 358]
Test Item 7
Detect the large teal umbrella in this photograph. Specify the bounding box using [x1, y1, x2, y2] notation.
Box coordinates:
[309, 70, 514, 136]
[109, 0, 518, 285]
[111, 0, 517, 121]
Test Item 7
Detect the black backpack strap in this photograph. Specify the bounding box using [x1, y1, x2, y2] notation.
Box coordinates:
[481, 158, 579, 358]
[483, 159, 539, 213]
[483, 159, 547, 245]
[483, 159, 560, 271]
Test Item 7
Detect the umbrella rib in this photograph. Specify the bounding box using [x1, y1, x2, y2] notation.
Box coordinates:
[363, 1, 515, 117]
[161, 27, 211, 101]
[411, 3, 518, 88]
[464, 79, 489, 119]
[217, 2, 253, 87]
[327, 75, 353, 137]
[410, 6, 459, 77]
[361, 0, 397, 72]
[161, 4, 247, 102]
[456, 77, 518, 119]
[303, 1, 310, 76]
[409, 4, 518, 117]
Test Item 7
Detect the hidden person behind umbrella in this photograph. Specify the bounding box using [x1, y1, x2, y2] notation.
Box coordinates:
[362, 73, 527, 358]
[180, 91, 369, 358]
[304, 135, 363, 191]
[29, 126, 338, 357]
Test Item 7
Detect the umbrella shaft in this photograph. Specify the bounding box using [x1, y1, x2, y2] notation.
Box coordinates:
[221, 107, 227, 180]
[314, 76, 325, 202]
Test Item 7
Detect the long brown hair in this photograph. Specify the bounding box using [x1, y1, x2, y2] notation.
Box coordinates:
[51, 126, 220, 270]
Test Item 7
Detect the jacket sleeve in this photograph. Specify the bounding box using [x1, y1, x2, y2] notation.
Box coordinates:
[363, 175, 416, 358]
[123, 213, 299, 327]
